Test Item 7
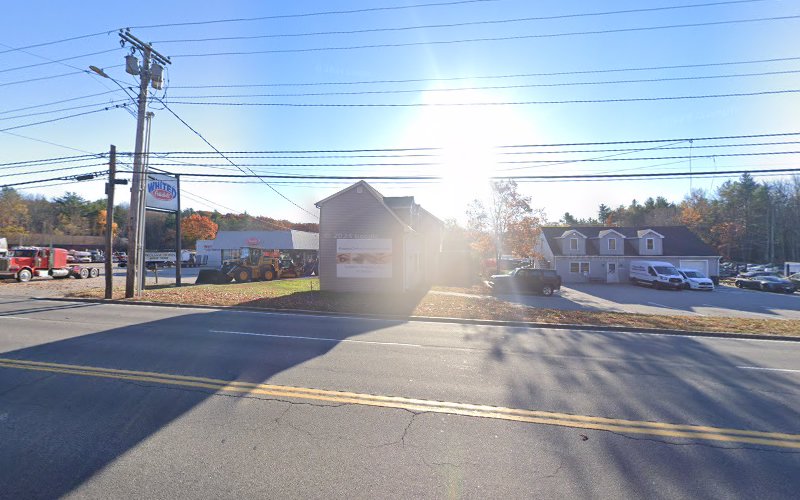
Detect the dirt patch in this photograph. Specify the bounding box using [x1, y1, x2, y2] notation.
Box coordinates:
[65, 280, 800, 338]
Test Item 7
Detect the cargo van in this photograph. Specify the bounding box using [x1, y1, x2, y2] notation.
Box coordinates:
[629, 260, 684, 290]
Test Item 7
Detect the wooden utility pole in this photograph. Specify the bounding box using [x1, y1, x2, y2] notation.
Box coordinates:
[105, 145, 116, 299]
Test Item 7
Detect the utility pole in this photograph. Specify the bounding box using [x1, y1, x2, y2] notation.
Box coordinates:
[105, 145, 116, 299]
[118, 29, 170, 298]
[175, 174, 182, 287]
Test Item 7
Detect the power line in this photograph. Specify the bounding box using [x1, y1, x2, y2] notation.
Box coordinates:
[173, 15, 800, 58]
[165, 87, 800, 106]
[1, 163, 108, 178]
[135, 131, 800, 155]
[0, 130, 96, 153]
[154, 1, 768, 44]
[0, 89, 125, 115]
[0, 99, 132, 122]
[1, 170, 108, 189]
[152, 97, 319, 221]
[164, 68, 800, 99]
[0, 31, 113, 55]
[139, 148, 800, 170]
[503, 167, 800, 181]
[169, 55, 800, 89]
[0, 1, 498, 59]
[0, 153, 104, 168]
[138, 140, 800, 160]
[131, 0, 501, 29]
[0, 48, 120, 75]
[0, 104, 128, 133]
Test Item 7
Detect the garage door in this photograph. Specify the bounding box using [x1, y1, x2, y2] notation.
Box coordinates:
[679, 260, 708, 275]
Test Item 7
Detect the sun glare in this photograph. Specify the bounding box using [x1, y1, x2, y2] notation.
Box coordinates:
[409, 88, 539, 201]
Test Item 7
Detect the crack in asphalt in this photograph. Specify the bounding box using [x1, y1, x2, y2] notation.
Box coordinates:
[602, 429, 800, 455]
[0, 372, 54, 398]
[87, 377, 800, 456]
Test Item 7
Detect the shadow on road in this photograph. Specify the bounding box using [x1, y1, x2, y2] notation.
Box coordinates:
[0, 293, 426, 498]
[461, 325, 800, 497]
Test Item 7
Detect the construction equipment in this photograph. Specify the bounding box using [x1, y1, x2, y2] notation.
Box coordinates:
[196, 247, 295, 284]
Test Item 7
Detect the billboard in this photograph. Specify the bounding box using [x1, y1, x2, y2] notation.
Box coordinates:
[145, 174, 178, 211]
[336, 239, 392, 278]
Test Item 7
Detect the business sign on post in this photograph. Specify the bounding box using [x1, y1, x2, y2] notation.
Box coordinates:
[336, 239, 392, 278]
[145, 174, 179, 211]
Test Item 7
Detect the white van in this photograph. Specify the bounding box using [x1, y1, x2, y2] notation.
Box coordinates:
[629, 260, 684, 290]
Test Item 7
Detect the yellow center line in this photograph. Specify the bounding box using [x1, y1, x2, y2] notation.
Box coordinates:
[1, 358, 799, 449]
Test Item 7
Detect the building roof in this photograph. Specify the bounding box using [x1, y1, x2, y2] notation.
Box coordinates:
[540, 226, 719, 257]
[315, 180, 443, 231]
[204, 230, 319, 250]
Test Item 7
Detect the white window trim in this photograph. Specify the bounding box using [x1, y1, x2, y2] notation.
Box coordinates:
[608, 239, 616, 251]
[570, 238, 578, 250]
[646, 238, 655, 250]
[570, 262, 590, 273]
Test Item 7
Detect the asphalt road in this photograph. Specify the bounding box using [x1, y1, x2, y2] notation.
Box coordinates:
[1, 296, 799, 499]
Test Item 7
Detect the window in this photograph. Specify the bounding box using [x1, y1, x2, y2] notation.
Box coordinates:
[570, 238, 578, 250]
[608, 239, 616, 251]
[570, 262, 590, 273]
[646, 238, 655, 250]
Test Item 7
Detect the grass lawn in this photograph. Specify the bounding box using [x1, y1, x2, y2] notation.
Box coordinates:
[68, 278, 800, 338]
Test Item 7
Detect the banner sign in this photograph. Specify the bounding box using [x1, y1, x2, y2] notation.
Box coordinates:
[145, 174, 179, 211]
[336, 239, 392, 278]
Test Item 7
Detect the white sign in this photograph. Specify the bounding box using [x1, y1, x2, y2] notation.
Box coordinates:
[145, 174, 179, 211]
[336, 239, 392, 278]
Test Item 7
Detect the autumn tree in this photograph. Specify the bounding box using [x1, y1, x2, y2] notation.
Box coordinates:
[181, 213, 218, 248]
[466, 181, 543, 261]
[96, 210, 119, 237]
[0, 187, 30, 237]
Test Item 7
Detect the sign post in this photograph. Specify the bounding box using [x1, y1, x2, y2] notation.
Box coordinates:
[144, 173, 181, 287]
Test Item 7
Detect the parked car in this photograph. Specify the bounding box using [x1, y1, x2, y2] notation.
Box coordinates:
[73, 251, 92, 263]
[735, 275, 796, 293]
[489, 268, 562, 296]
[677, 269, 715, 291]
[789, 273, 800, 287]
[736, 271, 780, 279]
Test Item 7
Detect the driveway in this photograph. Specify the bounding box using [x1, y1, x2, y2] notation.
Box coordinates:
[495, 283, 800, 320]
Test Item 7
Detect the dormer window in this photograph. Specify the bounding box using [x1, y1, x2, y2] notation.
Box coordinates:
[570, 238, 578, 250]
[608, 239, 617, 251]
[646, 238, 654, 250]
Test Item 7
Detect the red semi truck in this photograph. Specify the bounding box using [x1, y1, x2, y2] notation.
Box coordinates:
[0, 246, 100, 282]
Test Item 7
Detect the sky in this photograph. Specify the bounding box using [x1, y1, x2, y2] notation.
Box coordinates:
[1, 0, 799, 226]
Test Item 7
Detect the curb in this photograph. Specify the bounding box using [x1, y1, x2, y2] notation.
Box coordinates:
[33, 295, 800, 342]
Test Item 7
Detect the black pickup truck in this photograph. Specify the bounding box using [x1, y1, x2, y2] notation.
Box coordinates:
[488, 268, 562, 296]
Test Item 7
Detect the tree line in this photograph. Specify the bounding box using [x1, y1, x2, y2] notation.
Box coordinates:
[456, 174, 800, 264]
[0, 187, 319, 250]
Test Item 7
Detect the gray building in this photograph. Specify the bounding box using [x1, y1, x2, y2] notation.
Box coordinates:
[196, 230, 319, 267]
[315, 181, 443, 293]
[534, 226, 721, 284]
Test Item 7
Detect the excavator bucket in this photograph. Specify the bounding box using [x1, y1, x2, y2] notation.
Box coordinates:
[195, 269, 233, 285]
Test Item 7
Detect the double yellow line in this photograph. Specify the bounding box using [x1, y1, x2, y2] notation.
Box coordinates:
[2, 357, 799, 449]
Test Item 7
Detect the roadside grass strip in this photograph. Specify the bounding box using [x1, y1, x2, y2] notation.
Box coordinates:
[2, 357, 800, 450]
